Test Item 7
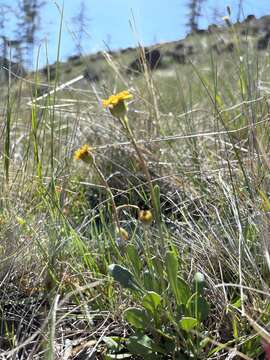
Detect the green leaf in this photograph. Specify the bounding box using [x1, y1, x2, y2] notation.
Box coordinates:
[199, 337, 211, 348]
[103, 337, 119, 348]
[124, 307, 151, 329]
[231, 296, 242, 309]
[179, 317, 198, 331]
[103, 337, 129, 359]
[165, 251, 179, 303]
[103, 336, 124, 351]
[259, 190, 270, 211]
[142, 291, 162, 315]
[151, 256, 164, 279]
[126, 244, 142, 276]
[177, 276, 191, 306]
[108, 264, 142, 292]
[231, 314, 239, 339]
[156, 330, 175, 353]
[127, 334, 166, 356]
[187, 294, 209, 322]
[196, 297, 209, 321]
[153, 185, 161, 221]
[143, 270, 158, 292]
[151, 257, 165, 293]
[209, 342, 229, 356]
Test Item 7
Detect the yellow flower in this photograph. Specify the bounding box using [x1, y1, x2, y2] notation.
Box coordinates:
[74, 144, 94, 164]
[102, 90, 132, 118]
[116, 227, 129, 241]
[138, 209, 153, 226]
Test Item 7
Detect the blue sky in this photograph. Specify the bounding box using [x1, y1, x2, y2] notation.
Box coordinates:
[1, 0, 270, 67]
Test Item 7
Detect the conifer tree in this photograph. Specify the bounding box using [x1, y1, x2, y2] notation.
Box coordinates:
[0, 5, 10, 81]
[72, 1, 91, 56]
[16, 0, 46, 67]
[186, 0, 205, 33]
[237, 0, 243, 23]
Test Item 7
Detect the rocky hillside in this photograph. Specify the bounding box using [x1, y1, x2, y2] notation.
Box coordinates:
[37, 14, 270, 86]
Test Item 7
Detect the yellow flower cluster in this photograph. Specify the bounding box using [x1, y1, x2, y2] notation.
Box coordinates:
[74, 144, 94, 164]
[102, 90, 132, 118]
[102, 90, 132, 108]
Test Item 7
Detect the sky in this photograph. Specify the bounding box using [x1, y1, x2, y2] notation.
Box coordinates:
[0, 0, 270, 68]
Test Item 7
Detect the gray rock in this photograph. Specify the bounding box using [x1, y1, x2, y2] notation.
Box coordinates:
[257, 32, 270, 50]
[83, 67, 100, 82]
[127, 48, 161, 75]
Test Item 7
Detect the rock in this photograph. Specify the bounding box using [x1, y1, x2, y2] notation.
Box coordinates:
[225, 42, 234, 52]
[241, 15, 259, 35]
[257, 15, 270, 32]
[68, 54, 81, 62]
[211, 40, 234, 54]
[65, 67, 72, 74]
[175, 42, 185, 50]
[83, 67, 100, 82]
[90, 52, 104, 62]
[42, 63, 57, 80]
[257, 32, 270, 50]
[168, 50, 186, 64]
[212, 44, 220, 55]
[187, 28, 207, 37]
[127, 48, 161, 75]
[187, 45, 194, 55]
[120, 47, 133, 54]
[240, 15, 270, 35]
[145, 49, 161, 69]
[208, 24, 219, 33]
[0, 57, 26, 82]
[196, 29, 207, 35]
[244, 14, 256, 23]
[35, 84, 49, 97]
[166, 43, 194, 64]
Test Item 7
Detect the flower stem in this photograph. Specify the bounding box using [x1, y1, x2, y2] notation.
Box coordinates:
[120, 116, 163, 237]
[92, 158, 121, 231]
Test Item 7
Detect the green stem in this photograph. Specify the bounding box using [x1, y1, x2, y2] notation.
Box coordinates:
[119, 115, 164, 245]
[92, 159, 121, 232]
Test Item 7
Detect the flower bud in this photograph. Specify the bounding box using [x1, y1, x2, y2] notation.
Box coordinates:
[138, 209, 153, 225]
[116, 227, 129, 241]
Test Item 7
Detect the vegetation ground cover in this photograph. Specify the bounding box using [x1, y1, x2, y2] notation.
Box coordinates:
[1, 17, 270, 359]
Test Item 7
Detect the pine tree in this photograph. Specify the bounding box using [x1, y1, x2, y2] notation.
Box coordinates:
[16, 0, 46, 67]
[186, 0, 205, 33]
[0, 5, 9, 60]
[237, 0, 243, 23]
[72, 1, 91, 56]
[0, 5, 10, 81]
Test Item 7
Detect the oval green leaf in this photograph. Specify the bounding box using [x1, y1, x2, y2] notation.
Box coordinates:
[179, 317, 198, 331]
[124, 307, 151, 329]
[142, 291, 162, 314]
